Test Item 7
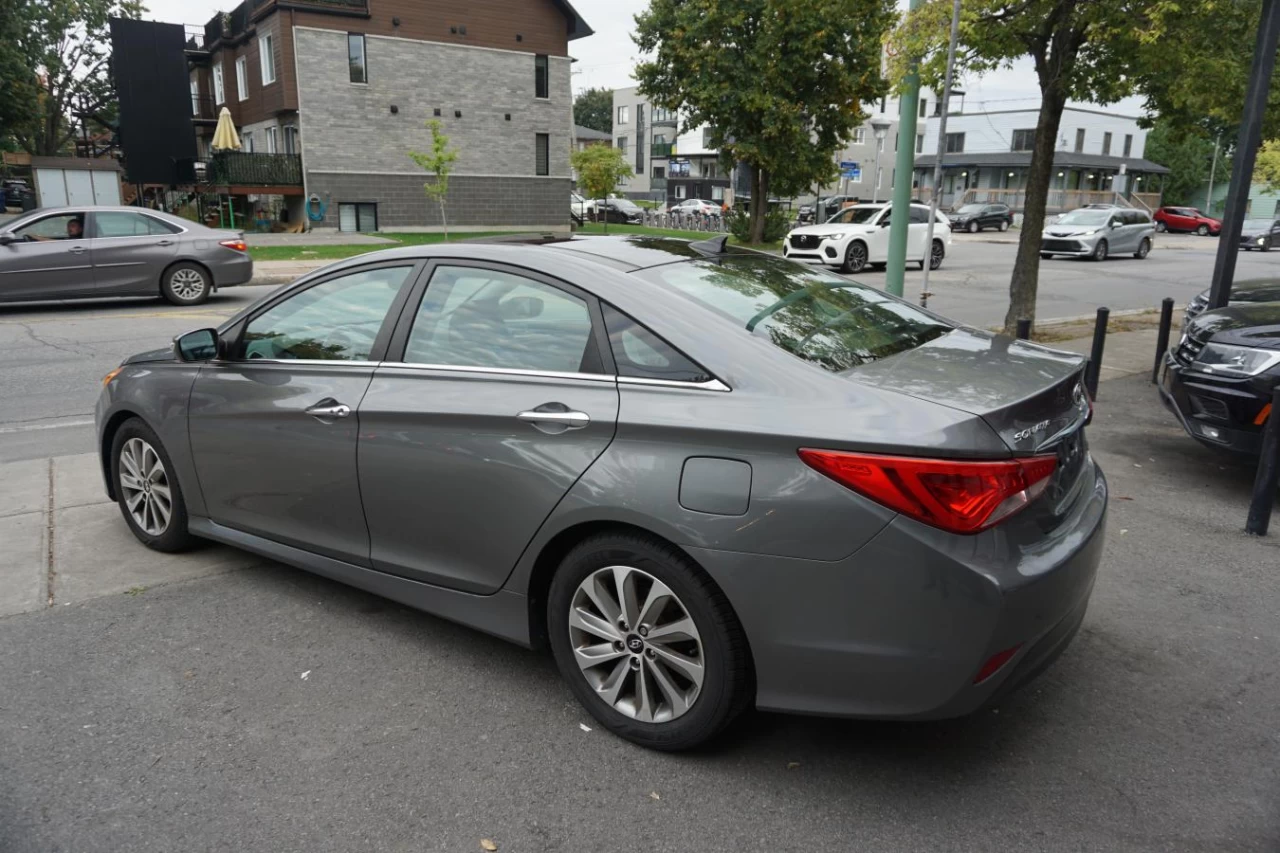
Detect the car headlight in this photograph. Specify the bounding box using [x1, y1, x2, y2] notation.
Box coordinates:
[1257, 236, 1266, 244]
[825, 231, 847, 240]
[1192, 342, 1280, 377]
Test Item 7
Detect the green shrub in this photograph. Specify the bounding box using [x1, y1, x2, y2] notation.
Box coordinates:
[725, 207, 791, 244]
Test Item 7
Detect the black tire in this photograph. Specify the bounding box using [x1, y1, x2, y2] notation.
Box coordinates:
[1134, 238, 1151, 259]
[161, 262, 212, 306]
[1091, 239, 1109, 262]
[1155, 221, 1167, 233]
[548, 532, 752, 751]
[1263, 239, 1272, 253]
[110, 418, 198, 552]
[967, 220, 978, 233]
[840, 241, 868, 274]
[1197, 224, 1210, 236]
[929, 238, 945, 270]
[999, 220, 1010, 232]
[1041, 253, 1054, 260]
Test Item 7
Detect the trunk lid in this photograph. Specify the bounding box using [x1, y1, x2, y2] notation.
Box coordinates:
[844, 328, 1091, 454]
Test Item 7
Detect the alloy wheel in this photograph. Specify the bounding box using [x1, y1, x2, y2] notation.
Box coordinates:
[1094, 240, 1108, 261]
[1155, 221, 1167, 232]
[169, 268, 207, 301]
[845, 242, 867, 273]
[999, 220, 1009, 232]
[1197, 225, 1209, 236]
[119, 437, 172, 536]
[930, 240, 944, 270]
[568, 565, 705, 724]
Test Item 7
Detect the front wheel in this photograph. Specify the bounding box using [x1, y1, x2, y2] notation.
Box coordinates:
[967, 221, 978, 233]
[840, 241, 869, 274]
[999, 220, 1010, 232]
[1197, 224, 1210, 236]
[929, 239, 945, 270]
[1263, 238, 1272, 252]
[111, 418, 197, 552]
[548, 533, 752, 751]
[1134, 238, 1151, 259]
[161, 262, 212, 305]
[1155, 221, 1167, 233]
[1041, 252, 1054, 260]
[1091, 239, 1109, 262]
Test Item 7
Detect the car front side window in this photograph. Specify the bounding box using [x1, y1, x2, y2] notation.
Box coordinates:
[239, 266, 415, 361]
[13, 213, 88, 242]
[404, 266, 600, 375]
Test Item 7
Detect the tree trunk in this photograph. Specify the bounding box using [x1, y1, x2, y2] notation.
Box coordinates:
[439, 199, 448, 242]
[749, 166, 769, 244]
[1003, 84, 1069, 335]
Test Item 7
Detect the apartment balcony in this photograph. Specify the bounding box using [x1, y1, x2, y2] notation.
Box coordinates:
[191, 95, 219, 125]
[207, 152, 303, 188]
[651, 142, 675, 158]
[651, 114, 678, 128]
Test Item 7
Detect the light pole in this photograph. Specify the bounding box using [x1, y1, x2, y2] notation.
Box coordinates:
[870, 119, 891, 203]
[919, 0, 962, 309]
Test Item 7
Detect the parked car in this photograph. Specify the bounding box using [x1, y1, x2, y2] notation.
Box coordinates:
[1040, 208, 1154, 261]
[593, 199, 644, 224]
[949, 203, 1013, 233]
[97, 235, 1105, 751]
[0, 206, 250, 305]
[1160, 298, 1280, 456]
[669, 198, 722, 216]
[1154, 206, 1221, 236]
[797, 195, 857, 225]
[783, 202, 952, 273]
[1237, 217, 1280, 251]
[1185, 279, 1280, 326]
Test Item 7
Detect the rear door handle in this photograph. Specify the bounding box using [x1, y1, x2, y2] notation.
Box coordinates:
[305, 401, 351, 420]
[156, 239, 175, 246]
[517, 409, 590, 428]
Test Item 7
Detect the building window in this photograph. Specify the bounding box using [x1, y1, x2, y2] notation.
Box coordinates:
[1011, 129, 1035, 151]
[702, 127, 716, 149]
[916, 133, 924, 153]
[348, 33, 367, 84]
[653, 107, 671, 122]
[235, 56, 248, 101]
[213, 63, 225, 105]
[653, 165, 665, 179]
[1102, 132, 1112, 155]
[712, 185, 725, 201]
[675, 184, 686, 199]
[190, 79, 199, 116]
[265, 126, 278, 154]
[617, 105, 629, 125]
[242, 130, 253, 152]
[1074, 128, 1085, 152]
[260, 34, 276, 85]
[1123, 133, 1133, 157]
[283, 125, 299, 154]
[535, 133, 549, 175]
[853, 128, 865, 144]
[945, 132, 965, 153]
[534, 54, 549, 99]
[338, 202, 378, 233]
[919, 98, 928, 117]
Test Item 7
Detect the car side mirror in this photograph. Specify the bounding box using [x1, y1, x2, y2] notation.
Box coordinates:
[175, 328, 221, 362]
[0, 233, 15, 246]
[500, 295, 544, 320]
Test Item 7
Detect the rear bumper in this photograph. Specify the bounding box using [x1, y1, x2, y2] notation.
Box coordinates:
[208, 252, 254, 288]
[689, 458, 1108, 719]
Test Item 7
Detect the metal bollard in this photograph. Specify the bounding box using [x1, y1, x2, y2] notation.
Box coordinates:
[1084, 306, 1109, 399]
[1246, 387, 1280, 536]
[1151, 297, 1175, 384]
[1016, 318, 1031, 340]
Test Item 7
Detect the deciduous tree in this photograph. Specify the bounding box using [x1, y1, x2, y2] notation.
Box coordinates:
[1143, 120, 1223, 206]
[409, 120, 459, 240]
[573, 87, 613, 135]
[571, 145, 632, 232]
[634, 0, 894, 244]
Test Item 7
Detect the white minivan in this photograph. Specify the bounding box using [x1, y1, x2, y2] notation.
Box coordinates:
[783, 203, 952, 273]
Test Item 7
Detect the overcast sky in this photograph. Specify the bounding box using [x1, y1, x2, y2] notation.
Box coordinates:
[141, 0, 1146, 115]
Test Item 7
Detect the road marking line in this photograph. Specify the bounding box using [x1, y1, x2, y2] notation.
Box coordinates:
[0, 419, 95, 435]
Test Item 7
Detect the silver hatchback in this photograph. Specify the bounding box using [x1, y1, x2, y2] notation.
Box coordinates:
[0, 206, 252, 305]
[1041, 207, 1155, 261]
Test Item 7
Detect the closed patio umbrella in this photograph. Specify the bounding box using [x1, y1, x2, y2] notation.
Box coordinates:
[211, 107, 241, 151]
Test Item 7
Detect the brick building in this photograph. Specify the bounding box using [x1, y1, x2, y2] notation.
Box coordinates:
[187, 0, 591, 232]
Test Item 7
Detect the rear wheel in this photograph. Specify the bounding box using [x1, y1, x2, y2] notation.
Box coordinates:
[111, 419, 197, 552]
[1134, 237, 1151, 259]
[161, 262, 211, 306]
[1197, 224, 1210, 236]
[548, 533, 752, 751]
[840, 241, 868, 274]
[1041, 253, 1054, 260]
[929, 238, 945, 270]
[999, 220, 1010, 232]
[1091, 239, 1109, 262]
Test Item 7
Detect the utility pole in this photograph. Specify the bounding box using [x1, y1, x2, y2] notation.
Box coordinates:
[919, 0, 961, 308]
[1205, 133, 1221, 213]
[1209, 0, 1280, 309]
[884, 0, 925, 297]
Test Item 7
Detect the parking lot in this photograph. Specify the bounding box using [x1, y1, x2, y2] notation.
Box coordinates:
[1, 229, 1278, 851]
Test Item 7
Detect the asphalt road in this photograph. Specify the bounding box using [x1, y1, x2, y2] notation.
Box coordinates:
[1, 372, 1277, 852]
[1, 233, 1277, 462]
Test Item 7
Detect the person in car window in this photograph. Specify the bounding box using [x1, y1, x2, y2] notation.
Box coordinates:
[32, 217, 84, 241]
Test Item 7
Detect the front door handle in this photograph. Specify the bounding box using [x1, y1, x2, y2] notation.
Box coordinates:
[305, 400, 351, 420]
[156, 239, 175, 247]
[517, 409, 590, 428]
[68, 245, 87, 255]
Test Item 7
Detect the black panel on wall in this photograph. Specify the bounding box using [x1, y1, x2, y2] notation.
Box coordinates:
[109, 17, 198, 186]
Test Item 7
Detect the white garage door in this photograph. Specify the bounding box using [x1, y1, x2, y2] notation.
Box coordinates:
[64, 170, 95, 206]
[91, 172, 121, 205]
[34, 169, 68, 207]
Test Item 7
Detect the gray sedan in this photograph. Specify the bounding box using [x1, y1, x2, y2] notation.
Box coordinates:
[0, 206, 252, 305]
[95, 236, 1106, 750]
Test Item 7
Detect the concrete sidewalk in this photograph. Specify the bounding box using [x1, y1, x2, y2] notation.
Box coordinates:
[0, 454, 262, 618]
[250, 259, 330, 285]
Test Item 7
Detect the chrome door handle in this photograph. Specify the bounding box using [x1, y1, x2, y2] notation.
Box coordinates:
[68, 246, 87, 255]
[517, 409, 590, 428]
[156, 239, 175, 246]
[305, 402, 351, 420]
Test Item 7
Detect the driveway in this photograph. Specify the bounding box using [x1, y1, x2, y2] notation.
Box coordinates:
[0, 373, 1276, 852]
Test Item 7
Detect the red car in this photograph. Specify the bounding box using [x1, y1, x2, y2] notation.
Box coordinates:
[1154, 206, 1221, 236]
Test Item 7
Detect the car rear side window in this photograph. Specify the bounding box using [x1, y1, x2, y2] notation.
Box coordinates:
[239, 265, 414, 361]
[94, 212, 182, 237]
[633, 257, 952, 372]
[601, 304, 711, 383]
[405, 266, 600, 375]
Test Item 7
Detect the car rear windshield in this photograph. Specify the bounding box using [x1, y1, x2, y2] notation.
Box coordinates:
[631, 256, 952, 372]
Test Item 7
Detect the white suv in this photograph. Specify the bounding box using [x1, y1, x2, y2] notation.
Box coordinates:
[783, 203, 952, 273]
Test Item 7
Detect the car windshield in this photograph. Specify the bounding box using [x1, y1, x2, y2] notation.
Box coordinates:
[825, 206, 881, 225]
[1056, 210, 1111, 226]
[631, 256, 952, 372]
[956, 204, 986, 214]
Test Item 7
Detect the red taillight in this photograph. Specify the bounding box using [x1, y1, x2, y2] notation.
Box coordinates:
[973, 644, 1023, 684]
[219, 238, 248, 252]
[798, 449, 1058, 535]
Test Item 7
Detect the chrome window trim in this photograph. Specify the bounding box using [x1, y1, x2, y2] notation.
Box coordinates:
[213, 359, 383, 368]
[618, 376, 731, 392]
[380, 362, 617, 384]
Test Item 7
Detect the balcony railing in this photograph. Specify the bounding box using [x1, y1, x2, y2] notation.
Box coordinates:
[208, 152, 302, 186]
[191, 95, 218, 122]
[651, 142, 675, 158]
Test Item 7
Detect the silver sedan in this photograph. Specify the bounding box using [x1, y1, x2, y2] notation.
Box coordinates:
[0, 206, 252, 305]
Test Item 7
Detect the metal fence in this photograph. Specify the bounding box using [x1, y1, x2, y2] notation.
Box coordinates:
[639, 210, 728, 232]
[206, 152, 303, 186]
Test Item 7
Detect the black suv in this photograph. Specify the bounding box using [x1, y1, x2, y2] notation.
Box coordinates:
[949, 203, 1014, 233]
[1160, 280, 1280, 455]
